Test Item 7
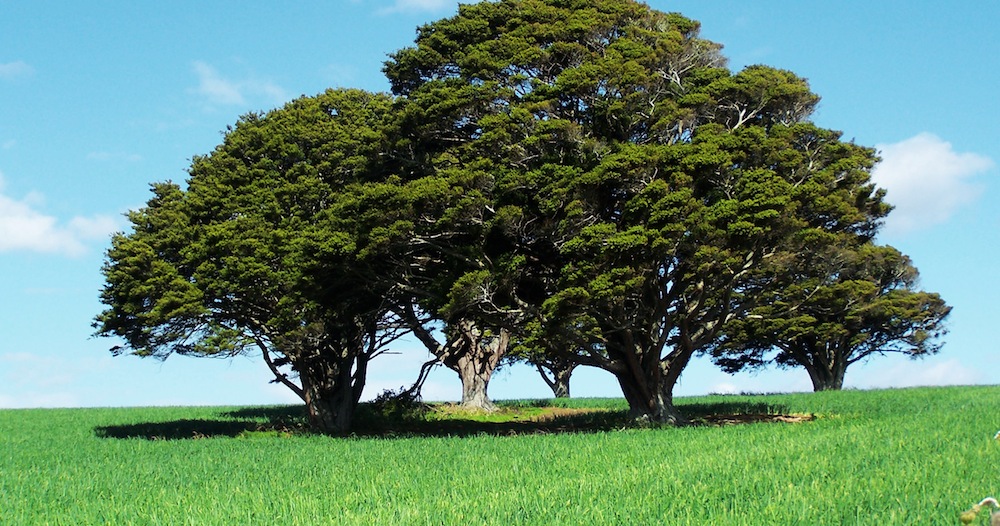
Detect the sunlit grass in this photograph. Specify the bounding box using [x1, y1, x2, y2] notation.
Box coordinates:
[1, 385, 997, 524]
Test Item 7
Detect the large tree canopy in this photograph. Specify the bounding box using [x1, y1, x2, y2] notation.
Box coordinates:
[383, 0, 890, 423]
[96, 0, 945, 431]
[95, 89, 406, 433]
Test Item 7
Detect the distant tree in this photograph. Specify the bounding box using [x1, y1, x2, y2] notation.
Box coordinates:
[533, 355, 577, 398]
[710, 241, 951, 391]
[94, 89, 407, 433]
[509, 321, 587, 399]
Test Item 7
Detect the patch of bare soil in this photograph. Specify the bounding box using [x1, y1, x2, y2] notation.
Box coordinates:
[527, 407, 607, 421]
[429, 404, 602, 419]
[698, 413, 815, 426]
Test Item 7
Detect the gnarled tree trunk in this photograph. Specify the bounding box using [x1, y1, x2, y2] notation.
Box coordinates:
[401, 307, 510, 411]
[454, 352, 496, 410]
[297, 353, 366, 434]
[610, 342, 693, 426]
[442, 319, 510, 411]
[806, 361, 846, 391]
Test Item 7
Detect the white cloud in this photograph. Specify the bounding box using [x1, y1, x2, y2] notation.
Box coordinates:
[190, 61, 288, 107]
[0, 352, 75, 389]
[0, 60, 34, 80]
[192, 61, 245, 105]
[0, 392, 79, 409]
[377, 0, 459, 14]
[846, 357, 983, 390]
[0, 351, 123, 409]
[0, 172, 119, 256]
[709, 382, 741, 395]
[698, 370, 813, 396]
[69, 215, 120, 239]
[0, 352, 81, 408]
[872, 133, 994, 234]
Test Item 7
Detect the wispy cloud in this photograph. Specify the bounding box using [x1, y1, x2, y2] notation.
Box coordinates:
[190, 60, 288, 107]
[0, 352, 76, 390]
[873, 133, 994, 235]
[377, 0, 459, 15]
[323, 63, 360, 88]
[0, 172, 119, 256]
[847, 357, 983, 390]
[192, 61, 245, 105]
[0, 351, 117, 408]
[87, 151, 143, 163]
[0, 60, 34, 80]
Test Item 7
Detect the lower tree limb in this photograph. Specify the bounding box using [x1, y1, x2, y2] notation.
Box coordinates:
[262, 348, 305, 402]
[399, 358, 440, 401]
[254, 337, 305, 402]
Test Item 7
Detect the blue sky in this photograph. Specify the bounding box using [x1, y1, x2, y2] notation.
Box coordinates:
[1, 1, 996, 408]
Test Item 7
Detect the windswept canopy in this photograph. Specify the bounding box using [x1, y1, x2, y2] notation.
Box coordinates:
[95, 89, 407, 432]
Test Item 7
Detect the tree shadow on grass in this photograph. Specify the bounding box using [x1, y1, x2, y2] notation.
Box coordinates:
[679, 400, 810, 427]
[348, 399, 804, 438]
[220, 405, 306, 422]
[94, 405, 308, 440]
[94, 400, 807, 440]
[349, 406, 632, 439]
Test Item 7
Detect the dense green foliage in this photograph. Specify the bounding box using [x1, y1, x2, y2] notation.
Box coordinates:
[1, 386, 997, 524]
[95, 0, 949, 432]
[94, 89, 408, 432]
[712, 241, 951, 390]
[383, 0, 895, 423]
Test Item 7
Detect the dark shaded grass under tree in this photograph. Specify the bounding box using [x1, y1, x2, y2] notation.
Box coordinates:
[93, 396, 797, 440]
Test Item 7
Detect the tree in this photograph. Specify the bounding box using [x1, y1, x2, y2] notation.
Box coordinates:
[532, 354, 578, 398]
[348, 161, 521, 411]
[710, 241, 951, 391]
[509, 317, 588, 398]
[94, 89, 406, 433]
[384, 0, 889, 423]
[382, 0, 725, 421]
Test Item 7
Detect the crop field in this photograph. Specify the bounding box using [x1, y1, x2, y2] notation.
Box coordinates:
[1, 385, 998, 525]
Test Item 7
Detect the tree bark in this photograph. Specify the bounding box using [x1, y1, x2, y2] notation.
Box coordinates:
[455, 352, 496, 410]
[551, 368, 572, 398]
[616, 372, 686, 425]
[443, 320, 509, 411]
[610, 342, 691, 426]
[401, 307, 509, 411]
[297, 354, 363, 434]
[806, 362, 846, 391]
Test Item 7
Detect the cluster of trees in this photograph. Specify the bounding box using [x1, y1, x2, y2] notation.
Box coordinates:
[94, 0, 950, 433]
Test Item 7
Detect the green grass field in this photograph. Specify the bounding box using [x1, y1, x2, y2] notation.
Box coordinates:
[1, 385, 997, 525]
